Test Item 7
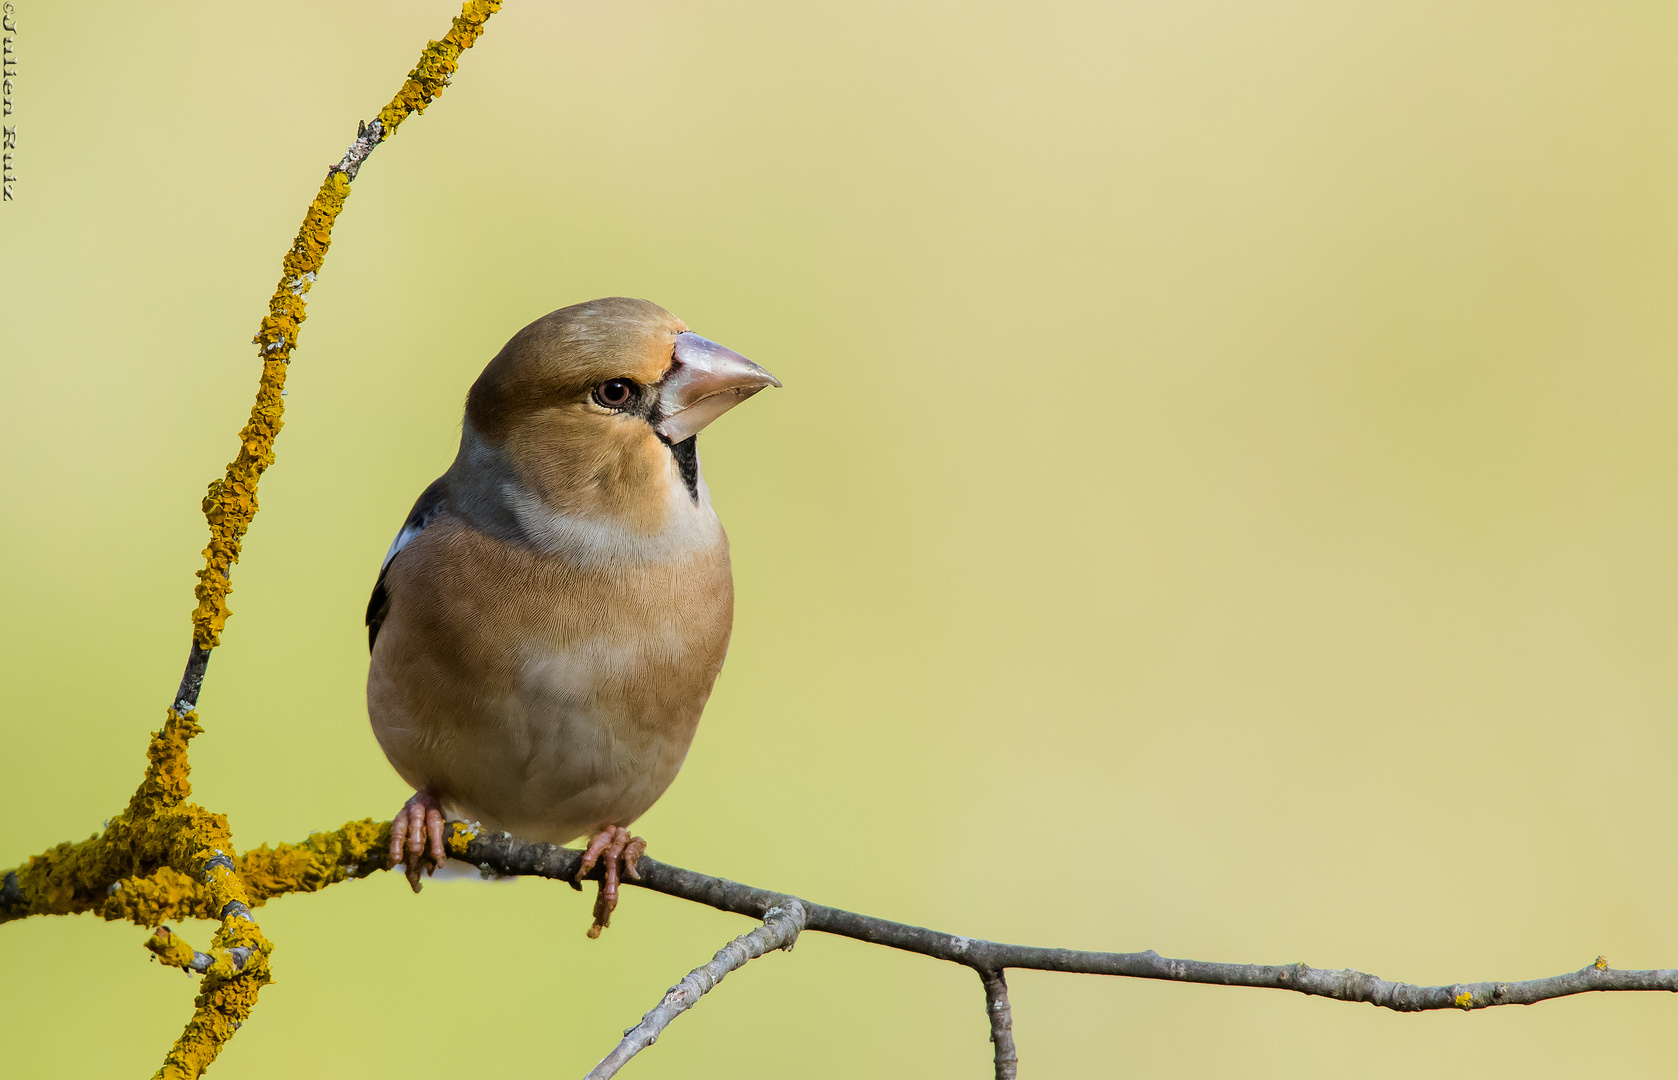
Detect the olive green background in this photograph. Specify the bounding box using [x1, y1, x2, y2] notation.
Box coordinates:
[3, 1, 1676, 1075]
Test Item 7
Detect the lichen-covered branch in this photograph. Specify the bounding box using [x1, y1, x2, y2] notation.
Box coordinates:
[1, 816, 395, 928]
[587, 900, 807, 1079]
[0, 708, 276, 1078]
[145, 925, 215, 974]
[149, 3, 502, 1072]
[376, 1, 500, 140]
[12, 806, 1671, 1077]
[3, 710, 225, 925]
[0, 5, 504, 1078]
[190, 0, 504, 653]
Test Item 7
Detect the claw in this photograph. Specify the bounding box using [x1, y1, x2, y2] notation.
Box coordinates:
[391, 790, 448, 893]
[575, 826, 644, 938]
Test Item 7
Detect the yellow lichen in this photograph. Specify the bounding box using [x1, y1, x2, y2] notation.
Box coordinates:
[189, 1, 501, 652]
[377, 1, 503, 139]
[2, 706, 272, 1076]
[154, 973, 269, 1080]
[1453, 990, 1474, 1009]
[1594, 955, 1609, 970]
[188, 171, 345, 649]
[237, 819, 393, 903]
[145, 926, 200, 970]
[3, 710, 211, 924]
[106, 867, 212, 926]
[3, 5, 504, 1076]
[446, 820, 477, 858]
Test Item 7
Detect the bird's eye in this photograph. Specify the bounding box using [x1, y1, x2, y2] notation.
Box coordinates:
[593, 379, 638, 409]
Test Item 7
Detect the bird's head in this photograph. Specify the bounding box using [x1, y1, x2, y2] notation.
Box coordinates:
[462, 297, 779, 532]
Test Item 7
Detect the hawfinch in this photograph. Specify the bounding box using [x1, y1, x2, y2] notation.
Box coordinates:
[366, 297, 778, 935]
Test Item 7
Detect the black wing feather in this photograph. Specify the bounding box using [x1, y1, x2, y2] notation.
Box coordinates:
[367, 478, 448, 653]
[365, 568, 393, 653]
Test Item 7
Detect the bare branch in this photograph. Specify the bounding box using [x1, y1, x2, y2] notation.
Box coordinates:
[979, 969, 1018, 1080]
[331, 118, 386, 181]
[452, 826, 1678, 1014]
[587, 900, 806, 1079]
[172, 643, 210, 715]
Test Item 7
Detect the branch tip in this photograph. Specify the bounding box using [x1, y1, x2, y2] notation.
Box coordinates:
[587, 900, 806, 1079]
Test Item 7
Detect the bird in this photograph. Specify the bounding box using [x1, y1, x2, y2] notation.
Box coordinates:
[365, 297, 779, 936]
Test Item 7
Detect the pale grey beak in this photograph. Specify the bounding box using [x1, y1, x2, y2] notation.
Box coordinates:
[654, 332, 781, 443]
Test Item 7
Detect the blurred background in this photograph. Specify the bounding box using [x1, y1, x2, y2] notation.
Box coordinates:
[3, 1, 1677, 1075]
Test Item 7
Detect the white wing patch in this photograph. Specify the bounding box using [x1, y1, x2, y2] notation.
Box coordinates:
[381, 481, 448, 571]
[382, 517, 429, 570]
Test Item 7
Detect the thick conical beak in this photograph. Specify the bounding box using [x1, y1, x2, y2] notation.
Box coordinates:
[653, 332, 781, 443]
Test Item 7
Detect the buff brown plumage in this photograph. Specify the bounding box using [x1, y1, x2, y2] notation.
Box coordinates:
[365, 297, 778, 934]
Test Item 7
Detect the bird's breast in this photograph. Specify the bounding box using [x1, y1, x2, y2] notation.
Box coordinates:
[368, 509, 734, 844]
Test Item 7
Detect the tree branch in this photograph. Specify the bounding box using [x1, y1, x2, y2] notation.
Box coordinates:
[5, 1, 1674, 1074]
[586, 900, 806, 1079]
[332, 118, 385, 181]
[11, 809, 1676, 1078]
[0, 6, 506, 1078]
[979, 969, 1018, 1080]
[449, 825, 1678, 1014]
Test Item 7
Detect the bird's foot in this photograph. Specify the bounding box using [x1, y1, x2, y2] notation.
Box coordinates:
[390, 790, 448, 893]
[574, 826, 646, 938]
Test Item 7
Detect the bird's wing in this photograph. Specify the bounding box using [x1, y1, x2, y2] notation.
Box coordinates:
[367, 478, 448, 652]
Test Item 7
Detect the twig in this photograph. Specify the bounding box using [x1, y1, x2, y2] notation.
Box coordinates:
[172, 643, 210, 716]
[586, 900, 806, 1080]
[332, 118, 385, 181]
[979, 969, 1018, 1080]
[452, 826, 1678, 1014]
[145, 925, 255, 977]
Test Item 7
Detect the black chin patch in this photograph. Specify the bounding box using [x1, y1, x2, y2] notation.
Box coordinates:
[670, 435, 700, 502]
